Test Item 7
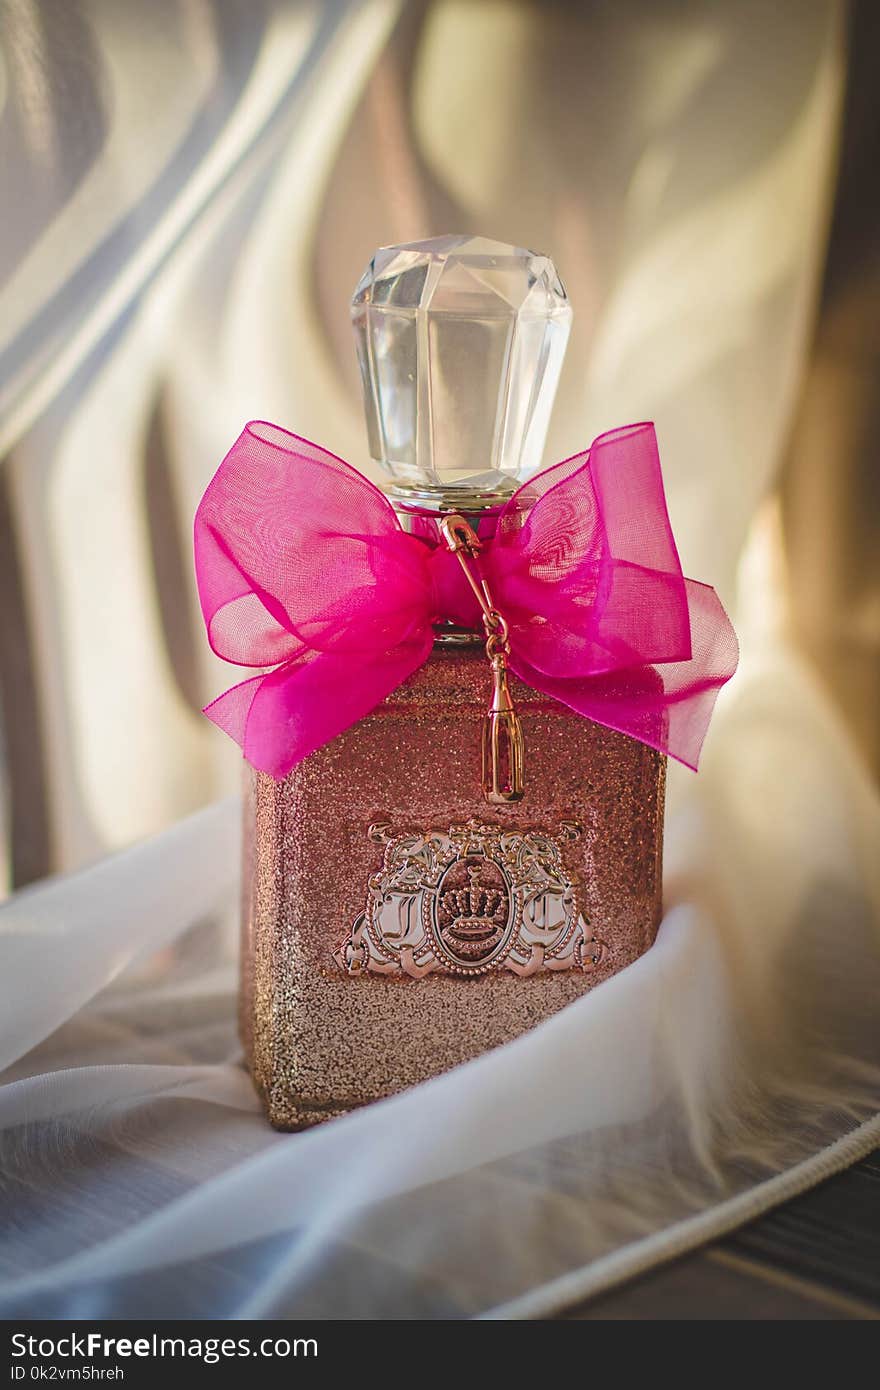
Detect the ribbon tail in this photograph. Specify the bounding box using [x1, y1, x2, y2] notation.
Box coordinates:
[204, 674, 266, 749]
[205, 633, 434, 779]
[510, 578, 739, 771]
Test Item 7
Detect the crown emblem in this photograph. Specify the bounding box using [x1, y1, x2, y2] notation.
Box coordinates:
[338, 821, 604, 978]
[436, 861, 503, 939]
[435, 857, 509, 963]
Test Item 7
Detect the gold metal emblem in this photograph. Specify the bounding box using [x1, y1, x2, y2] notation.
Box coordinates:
[336, 820, 605, 978]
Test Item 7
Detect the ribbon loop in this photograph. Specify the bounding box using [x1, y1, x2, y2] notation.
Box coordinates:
[194, 420, 738, 778]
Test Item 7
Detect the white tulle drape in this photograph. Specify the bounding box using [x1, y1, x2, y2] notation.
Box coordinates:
[1, 0, 878, 1318]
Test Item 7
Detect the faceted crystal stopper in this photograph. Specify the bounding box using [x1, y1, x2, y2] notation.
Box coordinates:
[351, 234, 572, 504]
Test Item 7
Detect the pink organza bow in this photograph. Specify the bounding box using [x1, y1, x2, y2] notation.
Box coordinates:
[194, 420, 738, 778]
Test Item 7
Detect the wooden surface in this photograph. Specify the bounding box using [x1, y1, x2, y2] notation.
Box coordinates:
[565, 1150, 880, 1320]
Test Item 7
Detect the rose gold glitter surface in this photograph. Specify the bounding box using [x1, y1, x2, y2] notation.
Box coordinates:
[242, 645, 665, 1129]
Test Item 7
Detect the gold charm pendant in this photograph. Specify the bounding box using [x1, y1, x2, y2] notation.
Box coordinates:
[439, 515, 525, 803]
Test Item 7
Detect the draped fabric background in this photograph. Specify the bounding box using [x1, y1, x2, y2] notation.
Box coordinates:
[0, 0, 878, 1318]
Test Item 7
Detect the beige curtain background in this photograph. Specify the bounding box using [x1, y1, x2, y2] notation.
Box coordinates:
[0, 0, 876, 893]
[1, 1, 879, 1322]
[781, 0, 880, 780]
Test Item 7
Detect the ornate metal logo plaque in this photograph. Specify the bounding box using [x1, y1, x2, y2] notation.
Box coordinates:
[336, 820, 605, 978]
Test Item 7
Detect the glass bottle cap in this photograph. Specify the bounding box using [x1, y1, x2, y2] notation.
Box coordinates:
[351, 235, 572, 507]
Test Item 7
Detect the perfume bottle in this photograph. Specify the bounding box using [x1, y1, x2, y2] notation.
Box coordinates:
[238, 237, 666, 1129]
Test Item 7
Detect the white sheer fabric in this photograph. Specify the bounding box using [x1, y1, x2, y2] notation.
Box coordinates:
[1, 0, 878, 1318]
[1, 674, 878, 1318]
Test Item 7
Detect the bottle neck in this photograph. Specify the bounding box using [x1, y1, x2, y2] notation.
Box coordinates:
[390, 494, 503, 543]
[386, 494, 500, 644]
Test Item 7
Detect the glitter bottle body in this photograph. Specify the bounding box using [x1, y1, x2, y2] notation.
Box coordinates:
[241, 643, 665, 1130]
